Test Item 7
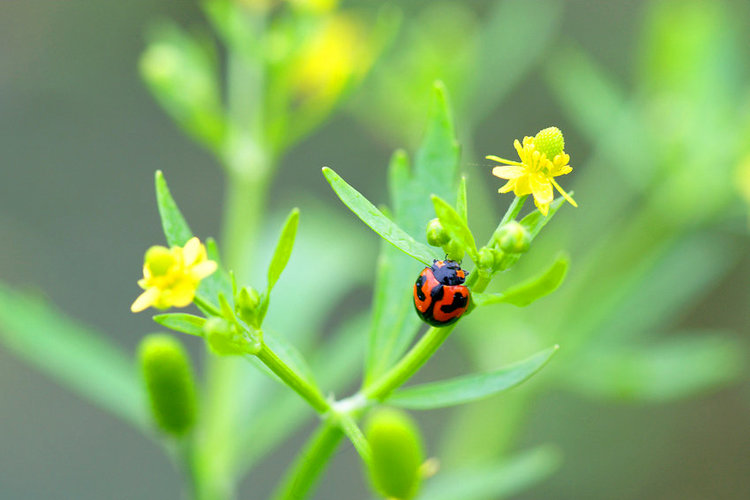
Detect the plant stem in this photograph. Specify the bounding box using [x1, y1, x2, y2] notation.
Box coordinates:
[256, 343, 331, 414]
[271, 423, 344, 500]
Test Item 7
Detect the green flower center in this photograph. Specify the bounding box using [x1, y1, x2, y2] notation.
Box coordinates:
[534, 126, 565, 160]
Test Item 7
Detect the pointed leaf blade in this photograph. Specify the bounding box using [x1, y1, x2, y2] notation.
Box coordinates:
[432, 194, 478, 262]
[267, 208, 300, 293]
[155, 170, 193, 247]
[474, 253, 569, 307]
[0, 284, 148, 429]
[323, 167, 438, 265]
[388, 346, 558, 409]
[152, 313, 206, 337]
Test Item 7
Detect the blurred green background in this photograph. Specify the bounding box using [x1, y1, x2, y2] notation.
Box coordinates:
[1, 0, 749, 499]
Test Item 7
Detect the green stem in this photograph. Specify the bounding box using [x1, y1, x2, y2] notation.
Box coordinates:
[271, 424, 344, 500]
[193, 295, 221, 317]
[256, 343, 331, 414]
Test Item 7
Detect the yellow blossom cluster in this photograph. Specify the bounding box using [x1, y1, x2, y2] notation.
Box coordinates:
[131, 237, 217, 313]
[487, 127, 577, 216]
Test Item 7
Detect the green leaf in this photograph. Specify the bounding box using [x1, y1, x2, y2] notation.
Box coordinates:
[323, 167, 438, 265]
[140, 23, 225, 150]
[432, 194, 478, 262]
[267, 208, 300, 293]
[364, 82, 460, 385]
[152, 313, 206, 337]
[0, 284, 147, 429]
[388, 346, 558, 410]
[456, 176, 468, 223]
[154, 171, 231, 311]
[417, 445, 561, 500]
[561, 333, 744, 402]
[519, 194, 568, 240]
[474, 253, 569, 307]
[155, 170, 193, 247]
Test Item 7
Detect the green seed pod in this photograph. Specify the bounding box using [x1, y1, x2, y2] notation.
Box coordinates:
[425, 218, 450, 247]
[494, 221, 531, 254]
[138, 334, 197, 436]
[534, 126, 565, 160]
[365, 408, 424, 500]
[236, 286, 262, 326]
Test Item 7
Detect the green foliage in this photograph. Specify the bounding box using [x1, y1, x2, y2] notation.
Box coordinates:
[431, 194, 479, 263]
[474, 254, 569, 307]
[153, 313, 207, 337]
[323, 167, 438, 265]
[363, 82, 461, 385]
[418, 446, 561, 500]
[388, 346, 558, 410]
[139, 334, 198, 436]
[0, 284, 147, 429]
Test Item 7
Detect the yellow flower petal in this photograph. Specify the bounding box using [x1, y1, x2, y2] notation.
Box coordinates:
[529, 172, 553, 205]
[513, 174, 533, 196]
[191, 260, 218, 280]
[131, 287, 160, 313]
[550, 177, 578, 207]
[182, 237, 202, 265]
[486, 155, 524, 166]
[492, 165, 526, 179]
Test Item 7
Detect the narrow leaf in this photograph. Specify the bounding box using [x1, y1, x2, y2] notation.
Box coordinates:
[418, 445, 561, 500]
[519, 194, 568, 240]
[155, 170, 193, 247]
[323, 167, 438, 265]
[456, 176, 468, 223]
[389, 346, 558, 410]
[152, 313, 206, 337]
[267, 208, 300, 293]
[0, 284, 147, 429]
[474, 254, 569, 307]
[432, 194, 478, 261]
[562, 333, 743, 402]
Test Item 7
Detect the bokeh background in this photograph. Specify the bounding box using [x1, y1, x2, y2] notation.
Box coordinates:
[1, 0, 749, 499]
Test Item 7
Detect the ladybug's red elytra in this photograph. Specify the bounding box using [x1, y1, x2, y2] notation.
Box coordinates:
[413, 260, 470, 327]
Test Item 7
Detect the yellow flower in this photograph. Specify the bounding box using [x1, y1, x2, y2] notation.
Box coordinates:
[131, 237, 217, 313]
[291, 13, 374, 102]
[487, 129, 577, 216]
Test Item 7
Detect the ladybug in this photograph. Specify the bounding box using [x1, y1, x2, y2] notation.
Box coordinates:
[413, 260, 470, 327]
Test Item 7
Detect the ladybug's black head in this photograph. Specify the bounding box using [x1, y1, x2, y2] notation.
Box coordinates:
[431, 259, 467, 286]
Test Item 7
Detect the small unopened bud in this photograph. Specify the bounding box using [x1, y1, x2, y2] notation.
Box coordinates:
[478, 247, 496, 271]
[534, 126, 565, 160]
[138, 334, 197, 436]
[365, 408, 424, 500]
[144, 246, 175, 276]
[236, 286, 261, 326]
[494, 221, 531, 254]
[425, 218, 450, 247]
[443, 239, 465, 263]
[205, 317, 242, 355]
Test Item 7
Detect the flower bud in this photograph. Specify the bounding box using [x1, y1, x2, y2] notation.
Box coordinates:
[365, 408, 424, 500]
[494, 221, 531, 254]
[138, 334, 197, 436]
[425, 218, 450, 247]
[533, 126, 565, 160]
[478, 247, 496, 271]
[204, 317, 261, 356]
[236, 286, 262, 326]
[443, 239, 465, 263]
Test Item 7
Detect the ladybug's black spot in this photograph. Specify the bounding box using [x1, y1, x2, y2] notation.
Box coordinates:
[415, 274, 427, 301]
[430, 283, 444, 302]
[440, 290, 468, 313]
